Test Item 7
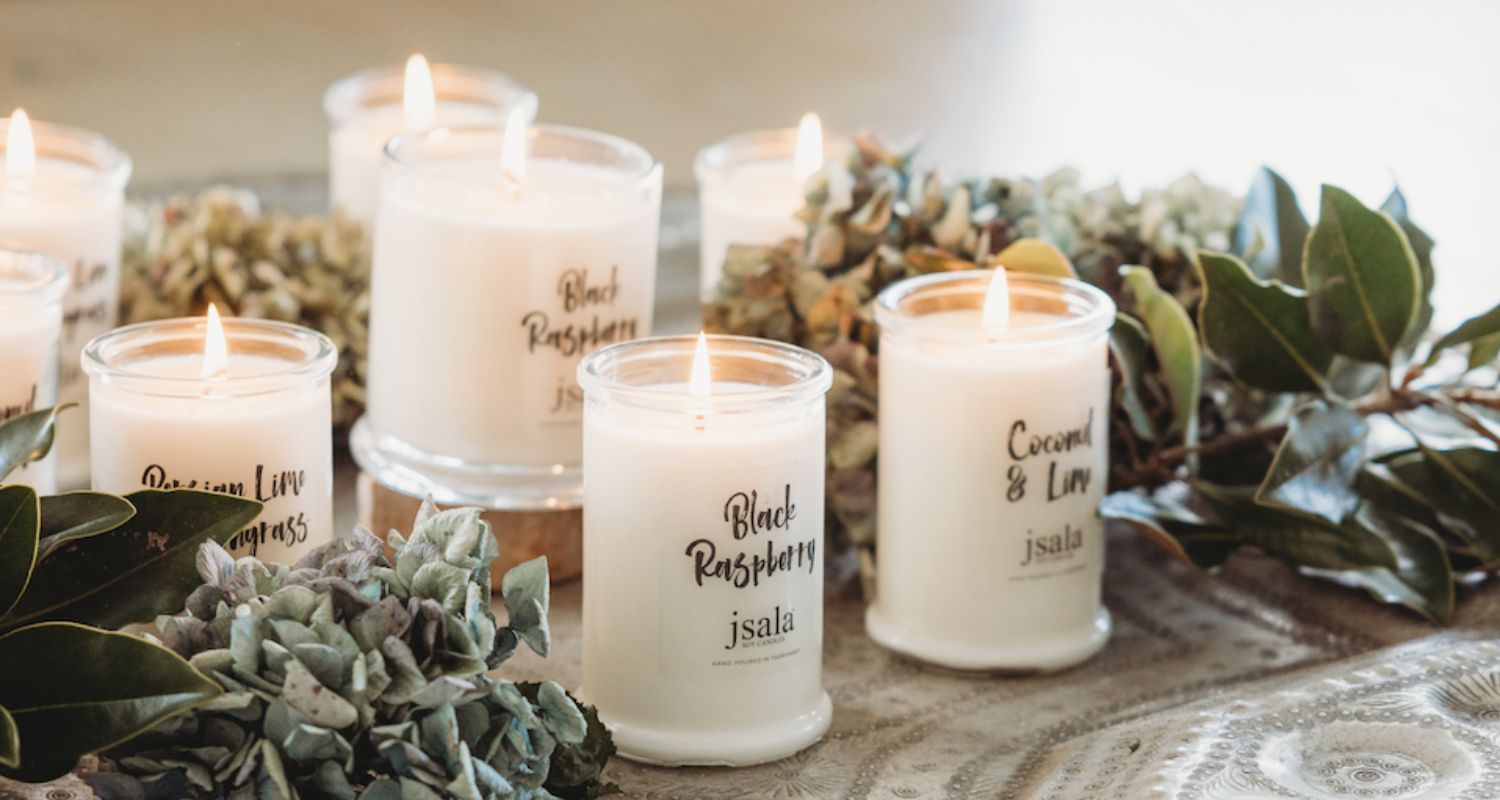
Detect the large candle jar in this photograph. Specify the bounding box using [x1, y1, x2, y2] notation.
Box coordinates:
[867, 270, 1115, 671]
[0, 248, 67, 493]
[83, 313, 337, 563]
[577, 334, 833, 766]
[0, 111, 131, 488]
[323, 58, 537, 229]
[353, 124, 661, 510]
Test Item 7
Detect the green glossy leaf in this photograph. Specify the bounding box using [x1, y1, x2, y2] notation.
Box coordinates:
[1121, 266, 1200, 443]
[1108, 314, 1157, 440]
[1382, 187, 1436, 350]
[1, 490, 261, 631]
[1100, 491, 1238, 569]
[37, 492, 137, 560]
[0, 621, 219, 778]
[1194, 483, 1398, 572]
[1196, 251, 1333, 393]
[1343, 465, 1456, 624]
[0, 406, 69, 483]
[1469, 333, 1500, 370]
[1424, 301, 1500, 368]
[0, 706, 17, 769]
[1257, 401, 1367, 523]
[1235, 166, 1310, 286]
[1384, 446, 1500, 565]
[0, 486, 38, 619]
[1303, 185, 1421, 364]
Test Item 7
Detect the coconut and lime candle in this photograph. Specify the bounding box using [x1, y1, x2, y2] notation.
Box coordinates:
[0, 248, 67, 493]
[0, 109, 131, 488]
[577, 334, 832, 766]
[353, 117, 661, 510]
[867, 269, 1115, 671]
[83, 308, 337, 563]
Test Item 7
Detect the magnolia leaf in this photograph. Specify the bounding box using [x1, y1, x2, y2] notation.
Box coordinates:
[1195, 483, 1398, 572]
[1235, 166, 1310, 286]
[0, 706, 16, 769]
[1384, 446, 1500, 565]
[0, 405, 69, 483]
[1, 489, 261, 631]
[1256, 401, 1367, 523]
[1302, 185, 1421, 364]
[0, 621, 219, 779]
[37, 492, 137, 560]
[992, 238, 1078, 278]
[1196, 251, 1333, 393]
[0, 487, 38, 621]
[1424, 301, 1500, 368]
[1109, 314, 1157, 440]
[1382, 187, 1437, 350]
[1099, 491, 1238, 569]
[1121, 266, 1200, 443]
[1344, 466, 1457, 624]
[1469, 334, 1500, 370]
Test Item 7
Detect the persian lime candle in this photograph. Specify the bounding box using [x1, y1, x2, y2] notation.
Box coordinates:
[323, 54, 537, 229]
[83, 308, 337, 562]
[353, 117, 661, 509]
[577, 334, 833, 766]
[867, 270, 1115, 671]
[0, 248, 67, 493]
[0, 110, 131, 488]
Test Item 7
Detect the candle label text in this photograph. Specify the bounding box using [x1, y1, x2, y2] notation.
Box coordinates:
[1002, 405, 1104, 577]
[521, 266, 643, 424]
[139, 462, 317, 558]
[60, 256, 118, 393]
[0, 383, 39, 423]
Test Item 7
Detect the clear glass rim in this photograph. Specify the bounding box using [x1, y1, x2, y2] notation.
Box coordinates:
[322, 61, 539, 124]
[82, 316, 338, 398]
[0, 246, 68, 304]
[694, 127, 850, 186]
[0, 117, 132, 196]
[875, 270, 1116, 347]
[578, 334, 832, 414]
[383, 123, 660, 191]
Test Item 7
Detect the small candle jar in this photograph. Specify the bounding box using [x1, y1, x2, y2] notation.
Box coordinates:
[323, 61, 538, 228]
[694, 125, 847, 299]
[353, 124, 661, 510]
[577, 334, 833, 766]
[0, 248, 67, 493]
[0, 113, 132, 488]
[83, 316, 337, 563]
[867, 270, 1115, 671]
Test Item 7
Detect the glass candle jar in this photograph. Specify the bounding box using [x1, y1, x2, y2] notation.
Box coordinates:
[577, 334, 832, 766]
[0, 114, 131, 488]
[868, 270, 1116, 671]
[353, 124, 661, 510]
[83, 317, 337, 563]
[323, 61, 537, 228]
[0, 247, 68, 493]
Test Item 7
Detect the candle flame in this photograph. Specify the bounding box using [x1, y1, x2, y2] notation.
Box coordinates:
[501, 105, 527, 183]
[982, 268, 1010, 334]
[6, 109, 36, 190]
[203, 303, 229, 380]
[403, 54, 436, 130]
[794, 111, 823, 183]
[689, 332, 712, 399]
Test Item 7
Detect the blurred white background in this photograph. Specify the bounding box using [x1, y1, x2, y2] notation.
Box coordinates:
[2, 0, 1495, 321]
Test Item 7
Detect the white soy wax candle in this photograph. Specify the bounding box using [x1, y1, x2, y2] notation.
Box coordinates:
[83, 308, 338, 563]
[353, 118, 661, 509]
[0, 248, 67, 493]
[695, 113, 847, 299]
[577, 334, 833, 766]
[324, 55, 538, 229]
[867, 270, 1115, 671]
[0, 110, 131, 488]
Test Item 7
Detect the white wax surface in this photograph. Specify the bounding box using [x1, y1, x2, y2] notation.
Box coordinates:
[89, 354, 334, 564]
[328, 101, 505, 228]
[872, 307, 1111, 669]
[582, 397, 827, 761]
[698, 159, 804, 298]
[0, 156, 126, 488]
[0, 293, 62, 494]
[367, 159, 659, 468]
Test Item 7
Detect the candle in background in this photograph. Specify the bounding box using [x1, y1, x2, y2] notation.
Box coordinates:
[0, 248, 68, 493]
[323, 55, 538, 229]
[83, 308, 337, 563]
[695, 113, 847, 299]
[0, 109, 132, 488]
[352, 116, 661, 509]
[578, 334, 833, 766]
[867, 269, 1115, 671]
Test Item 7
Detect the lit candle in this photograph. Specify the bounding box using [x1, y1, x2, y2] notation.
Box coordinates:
[0, 109, 131, 488]
[577, 334, 833, 766]
[83, 309, 337, 562]
[694, 113, 849, 299]
[0, 248, 68, 493]
[323, 55, 538, 228]
[353, 119, 661, 509]
[867, 269, 1115, 671]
